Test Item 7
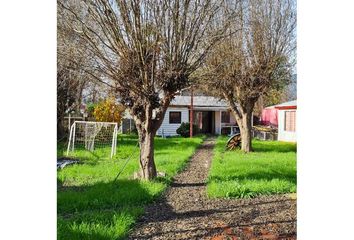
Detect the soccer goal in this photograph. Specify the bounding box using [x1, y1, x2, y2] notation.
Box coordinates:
[66, 121, 118, 159]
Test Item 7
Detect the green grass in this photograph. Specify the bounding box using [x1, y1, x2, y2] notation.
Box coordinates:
[207, 136, 297, 199]
[57, 134, 204, 240]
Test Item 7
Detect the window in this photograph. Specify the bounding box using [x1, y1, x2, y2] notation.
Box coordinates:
[284, 111, 296, 132]
[221, 111, 230, 123]
[169, 111, 181, 124]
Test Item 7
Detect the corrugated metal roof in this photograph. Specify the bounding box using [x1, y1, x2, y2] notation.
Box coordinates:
[170, 96, 228, 107]
[265, 100, 297, 109]
[275, 100, 297, 107]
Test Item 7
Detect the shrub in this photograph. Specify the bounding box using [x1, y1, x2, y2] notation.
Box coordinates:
[176, 122, 198, 137]
[93, 97, 125, 123]
[86, 103, 97, 117]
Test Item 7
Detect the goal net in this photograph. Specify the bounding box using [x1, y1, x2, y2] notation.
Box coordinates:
[66, 121, 118, 159]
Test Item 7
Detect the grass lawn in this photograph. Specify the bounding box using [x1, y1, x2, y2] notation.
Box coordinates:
[207, 136, 296, 199]
[57, 134, 204, 240]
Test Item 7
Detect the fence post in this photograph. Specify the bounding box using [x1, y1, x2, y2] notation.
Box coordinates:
[72, 122, 76, 152]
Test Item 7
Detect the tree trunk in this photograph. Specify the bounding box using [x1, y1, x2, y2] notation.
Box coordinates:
[231, 107, 253, 153]
[138, 128, 157, 180]
[57, 110, 66, 140]
[224, 93, 255, 153]
[239, 110, 253, 152]
[57, 117, 65, 140]
[132, 98, 170, 180]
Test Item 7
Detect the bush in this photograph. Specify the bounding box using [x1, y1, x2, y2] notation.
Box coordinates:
[176, 122, 199, 137]
[86, 103, 97, 117]
[93, 97, 125, 123]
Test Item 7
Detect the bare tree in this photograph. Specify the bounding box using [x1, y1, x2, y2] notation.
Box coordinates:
[59, 0, 231, 179]
[57, 65, 83, 138]
[200, 0, 296, 152]
[58, 0, 110, 138]
[57, 0, 95, 138]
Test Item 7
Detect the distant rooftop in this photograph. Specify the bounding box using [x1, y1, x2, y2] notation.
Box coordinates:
[170, 96, 228, 107]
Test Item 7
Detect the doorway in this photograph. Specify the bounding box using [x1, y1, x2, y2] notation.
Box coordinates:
[192, 111, 214, 134]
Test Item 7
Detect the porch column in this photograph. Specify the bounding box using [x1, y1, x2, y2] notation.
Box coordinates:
[190, 88, 194, 138]
[219, 110, 222, 135]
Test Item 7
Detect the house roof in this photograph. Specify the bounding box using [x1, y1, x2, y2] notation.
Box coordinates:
[274, 100, 297, 109]
[265, 100, 297, 109]
[170, 96, 229, 107]
[276, 100, 297, 107]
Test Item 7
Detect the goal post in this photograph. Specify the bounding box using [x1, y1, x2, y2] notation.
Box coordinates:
[66, 121, 118, 159]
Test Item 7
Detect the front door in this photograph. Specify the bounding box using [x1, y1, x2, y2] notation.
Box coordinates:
[201, 111, 212, 134]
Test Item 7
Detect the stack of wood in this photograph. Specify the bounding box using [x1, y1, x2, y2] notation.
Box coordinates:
[252, 125, 277, 133]
[252, 125, 278, 140]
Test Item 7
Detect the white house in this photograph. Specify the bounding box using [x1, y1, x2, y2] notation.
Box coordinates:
[157, 96, 239, 136]
[276, 100, 297, 142]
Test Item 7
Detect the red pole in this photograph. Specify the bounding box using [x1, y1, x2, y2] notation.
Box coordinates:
[190, 87, 194, 138]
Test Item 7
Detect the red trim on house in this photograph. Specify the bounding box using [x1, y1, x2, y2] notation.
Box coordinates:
[275, 106, 297, 110]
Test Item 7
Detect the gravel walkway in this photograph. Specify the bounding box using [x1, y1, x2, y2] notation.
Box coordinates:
[128, 137, 296, 240]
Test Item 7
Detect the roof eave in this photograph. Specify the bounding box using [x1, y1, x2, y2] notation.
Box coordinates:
[275, 106, 297, 110]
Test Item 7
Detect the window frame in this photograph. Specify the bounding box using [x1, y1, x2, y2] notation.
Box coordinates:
[284, 110, 296, 132]
[169, 111, 182, 124]
[221, 111, 230, 124]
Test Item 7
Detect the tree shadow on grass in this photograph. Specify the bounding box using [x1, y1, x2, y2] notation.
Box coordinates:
[57, 135, 202, 167]
[57, 134, 139, 160]
[57, 222, 116, 240]
[117, 134, 139, 147]
[208, 169, 297, 184]
[252, 141, 297, 153]
[58, 179, 161, 214]
[57, 179, 160, 240]
[58, 206, 145, 240]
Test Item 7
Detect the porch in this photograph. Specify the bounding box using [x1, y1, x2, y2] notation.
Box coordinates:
[189, 107, 239, 135]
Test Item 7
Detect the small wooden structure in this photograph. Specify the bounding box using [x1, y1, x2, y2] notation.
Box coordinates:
[226, 133, 242, 150]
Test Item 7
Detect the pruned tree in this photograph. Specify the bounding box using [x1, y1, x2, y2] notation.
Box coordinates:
[59, 0, 232, 179]
[200, 0, 296, 152]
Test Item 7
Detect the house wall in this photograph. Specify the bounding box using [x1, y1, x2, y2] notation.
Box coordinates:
[157, 107, 189, 136]
[278, 109, 297, 142]
[157, 107, 235, 136]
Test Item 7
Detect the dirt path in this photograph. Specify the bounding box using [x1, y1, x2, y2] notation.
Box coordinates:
[128, 137, 296, 240]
